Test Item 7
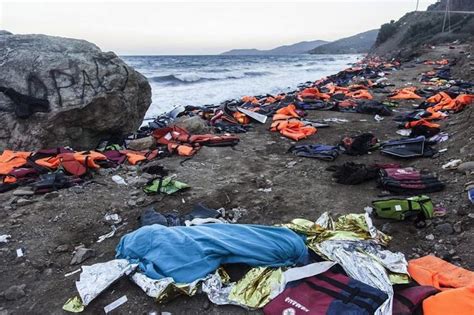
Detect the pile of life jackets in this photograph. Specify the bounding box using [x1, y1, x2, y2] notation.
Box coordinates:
[152, 126, 239, 156]
[0, 147, 160, 193]
[402, 92, 473, 131]
[270, 104, 317, 141]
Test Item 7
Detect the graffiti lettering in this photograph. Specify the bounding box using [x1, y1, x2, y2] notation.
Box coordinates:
[49, 69, 75, 107]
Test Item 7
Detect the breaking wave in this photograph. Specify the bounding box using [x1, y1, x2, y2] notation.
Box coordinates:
[150, 71, 272, 85]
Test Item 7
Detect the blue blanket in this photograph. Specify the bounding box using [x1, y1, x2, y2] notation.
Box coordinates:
[116, 224, 308, 283]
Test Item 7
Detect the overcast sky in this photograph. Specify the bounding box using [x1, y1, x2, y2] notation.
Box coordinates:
[1, 0, 436, 55]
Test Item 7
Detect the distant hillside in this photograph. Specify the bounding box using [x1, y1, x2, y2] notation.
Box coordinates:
[220, 40, 328, 56]
[309, 29, 379, 54]
[372, 0, 474, 59]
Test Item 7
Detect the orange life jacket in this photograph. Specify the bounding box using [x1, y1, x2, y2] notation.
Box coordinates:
[241, 96, 259, 105]
[119, 150, 147, 165]
[233, 112, 250, 124]
[270, 105, 316, 141]
[275, 104, 300, 118]
[73, 151, 107, 169]
[348, 89, 373, 100]
[408, 255, 474, 290]
[299, 88, 330, 101]
[422, 287, 474, 315]
[0, 150, 32, 175]
[390, 88, 422, 100]
[405, 120, 440, 129]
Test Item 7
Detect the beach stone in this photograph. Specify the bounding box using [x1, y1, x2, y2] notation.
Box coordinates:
[15, 198, 36, 207]
[54, 244, 70, 253]
[3, 284, 26, 301]
[13, 188, 34, 196]
[435, 223, 454, 235]
[43, 192, 60, 200]
[127, 136, 155, 151]
[457, 161, 474, 172]
[70, 247, 95, 265]
[174, 116, 209, 134]
[0, 31, 151, 150]
[453, 221, 462, 233]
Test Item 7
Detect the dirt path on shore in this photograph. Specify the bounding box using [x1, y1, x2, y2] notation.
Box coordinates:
[0, 44, 473, 315]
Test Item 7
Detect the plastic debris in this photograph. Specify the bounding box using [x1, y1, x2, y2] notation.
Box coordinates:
[0, 234, 11, 243]
[237, 106, 267, 123]
[63, 296, 85, 313]
[111, 175, 128, 185]
[104, 213, 122, 225]
[65, 269, 82, 277]
[323, 118, 349, 123]
[257, 188, 272, 193]
[16, 248, 24, 257]
[104, 295, 128, 314]
[396, 129, 411, 136]
[442, 159, 462, 170]
[374, 114, 384, 122]
[97, 226, 117, 243]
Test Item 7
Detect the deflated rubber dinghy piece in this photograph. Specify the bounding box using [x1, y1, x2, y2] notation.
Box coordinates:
[380, 136, 436, 158]
[289, 144, 339, 161]
[116, 224, 309, 283]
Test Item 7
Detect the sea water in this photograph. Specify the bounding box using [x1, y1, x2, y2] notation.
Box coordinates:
[122, 54, 361, 119]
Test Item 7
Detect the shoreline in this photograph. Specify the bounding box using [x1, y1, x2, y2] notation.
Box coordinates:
[1, 43, 473, 314]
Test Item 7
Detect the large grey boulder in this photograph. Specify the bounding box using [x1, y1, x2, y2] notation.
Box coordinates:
[0, 31, 152, 150]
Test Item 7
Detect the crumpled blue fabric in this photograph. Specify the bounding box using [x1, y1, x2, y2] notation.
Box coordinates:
[116, 224, 309, 283]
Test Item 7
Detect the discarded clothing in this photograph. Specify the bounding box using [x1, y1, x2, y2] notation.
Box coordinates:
[288, 144, 339, 161]
[340, 133, 378, 156]
[140, 207, 182, 227]
[115, 224, 309, 283]
[327, 162, 379, 185]
[264, 270, 388, 315]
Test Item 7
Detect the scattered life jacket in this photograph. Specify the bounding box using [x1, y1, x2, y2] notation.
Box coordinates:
[422, 287, 474, 315]
[408, 256, 474, 315]
[408, 255, 474, 290]
[264, 271, 388, 315]
[390, 87, 422, 100]
[372, 195, 434, 220]
[152, 126, 239, 156]
[271, 104, 317, 141]
[0, 150, 32, 176]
